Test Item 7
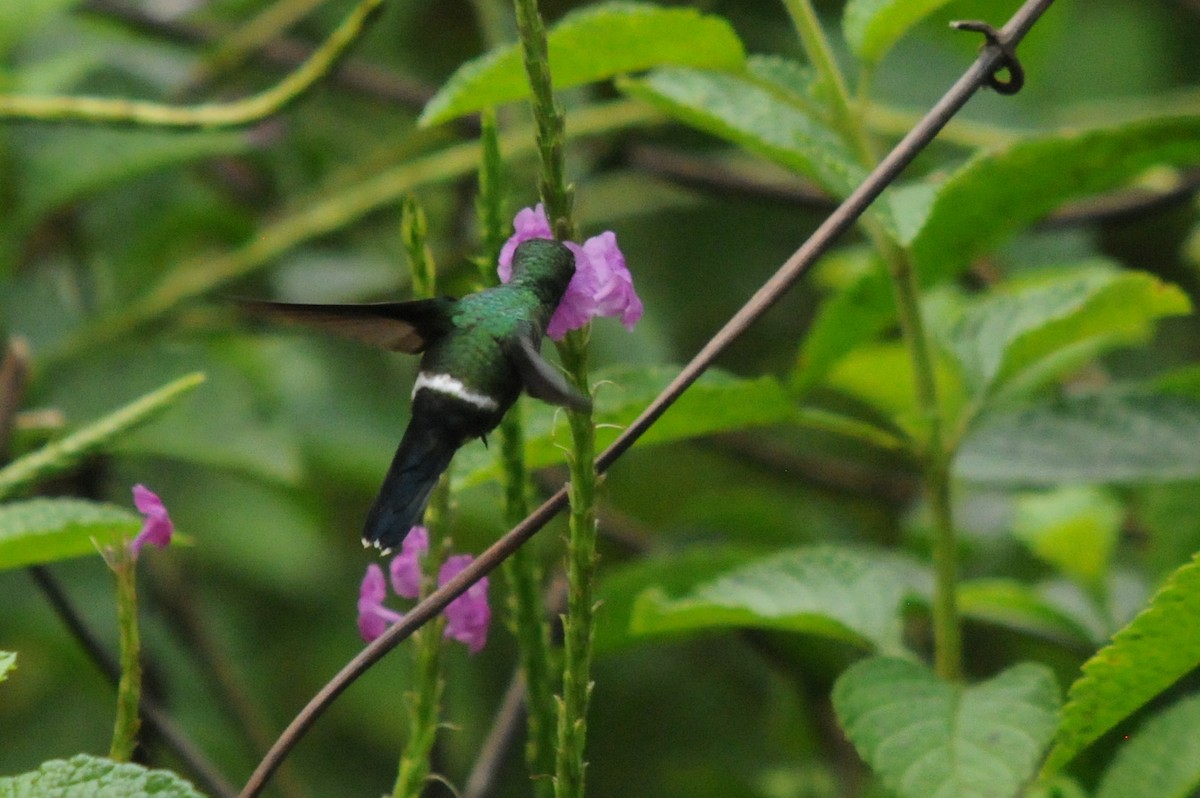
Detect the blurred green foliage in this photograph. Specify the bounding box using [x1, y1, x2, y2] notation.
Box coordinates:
[2, 1, 1200, 797]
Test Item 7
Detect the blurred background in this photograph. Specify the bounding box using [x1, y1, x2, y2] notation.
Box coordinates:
[2, 1, 1199, 796]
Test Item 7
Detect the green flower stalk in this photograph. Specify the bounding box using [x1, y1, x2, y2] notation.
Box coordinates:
[393, 197, 448, 798]
[105, 485, 175, 762]
[477, 108, 560, 797]
[512, 3, 645, 793]
[108, 553, 142, 763]
[392, 494, 450, 798]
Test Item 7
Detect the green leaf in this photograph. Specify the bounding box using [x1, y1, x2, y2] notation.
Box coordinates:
[907, 117, 1200, 284]
[938, 264, 1190, 402]
[454, 365, 796, 488]
[16, 128, 250, 229]
[1012, 486, 1122, 586]
[958, 579, 1098, 648]
[619, 67, 867, 199]
[822, 343, 966, 445]
[0, 373, 206, 501]
[956, 391, 1200, 484]
[419, 2, 745, 125]
[842, 0, 958, 64]
[630, 546, 928, 655]
[0, 499, 140, 571]
[1044, 552, 1200, 774]
[1012, 484, 1123, 585]
[744, 55, 821, 109]
[833, 657, 1060, 798]
[792, 254, 895, 396]
[0, 753, 205, 797]
[594, 545, 760, 653]
[0, 651, 14, 683]
[1094, 693, 1200, 798]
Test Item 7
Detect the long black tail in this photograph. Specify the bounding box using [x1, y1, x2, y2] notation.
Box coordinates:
[363, 421, 457, 553]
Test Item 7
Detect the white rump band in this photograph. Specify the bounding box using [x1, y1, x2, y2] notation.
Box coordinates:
[413, 372, 500, 411]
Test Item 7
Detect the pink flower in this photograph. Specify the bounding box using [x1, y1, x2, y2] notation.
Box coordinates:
[358, 563, 403, 642]
[498, 204, 554, 282]
[389, 527, 429, 599]
[439, 555, 490, 655]
[355, 538, 491, 652]
[129, 484, 173, 557]
[498, 205, 643, 340]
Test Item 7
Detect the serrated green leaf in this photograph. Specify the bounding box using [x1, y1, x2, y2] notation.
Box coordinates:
[907, 117, 1200, 284]
[1094, 693, 1200, 798]
[630, 546, 928, 655]
[619, 67, 867, 199]
[0, 499, 140, 571]
[1043, 552, 1200, 774]
[0, 651, 14, 683]
[0, 372, 206, 501]
[594, 545, 760, 653]
[1012, 486, 1122, 586]
[454, 365, 796, 488]
[822, 342, 966, 446]
[419, 2, 745, 125]
[958, 579, 1097, 648]
[833, 657, 1060, 798]
[939, 264, 1190, 402]
[744, 54, 822, 110]
[16, 128, 250, 229]
[842, 0, 959, 64]
[0, 753, 205, 797]
[956, 391, 1200, 484]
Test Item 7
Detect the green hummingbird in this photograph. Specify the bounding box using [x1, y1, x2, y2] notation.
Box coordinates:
[243, 238, 589, 553]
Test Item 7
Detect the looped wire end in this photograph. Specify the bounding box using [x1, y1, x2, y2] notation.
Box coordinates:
[951, 20, 1025, 94]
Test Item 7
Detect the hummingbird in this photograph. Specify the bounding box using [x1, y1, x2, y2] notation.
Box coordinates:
[242, 238, 589, 553]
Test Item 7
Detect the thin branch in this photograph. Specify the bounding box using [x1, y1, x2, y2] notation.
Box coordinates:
[238, 2, 1055, 794]
[461, 670, 530, 798]
[81, 0, 438, 110]
[0, 0, 389, 127]
[0, 338, 30, 462]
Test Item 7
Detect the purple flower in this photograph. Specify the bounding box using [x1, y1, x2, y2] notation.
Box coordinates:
[499, 205, 643, 340]
[358, 563, 403, 642]
[355, 539, 491, 652]
[389, 527, 429, 599]
[439, 555, 490, 655]
[129, 484, 173, 557]
[498, 204, 554, 282]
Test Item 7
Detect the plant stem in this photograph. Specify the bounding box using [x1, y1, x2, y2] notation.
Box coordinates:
[392, 478, 449, 798]
[514, 0, 576, 240]
[109, 554, 143, 762]
[881, 235, 961, 679]
[477, 107, 559, 798]
[512, 1, 596, 795]
[551, 330, 596, 798]
[498, 406, 559, 798]
[0, 0, 389, 127]
[782, 0, 877, 163]
[787, 0, 961, 678]
[393, 204, 448, 797]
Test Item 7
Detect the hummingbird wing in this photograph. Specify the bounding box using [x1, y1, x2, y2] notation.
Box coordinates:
[239, 298, 456, 353]
[506, 332, 593, 413]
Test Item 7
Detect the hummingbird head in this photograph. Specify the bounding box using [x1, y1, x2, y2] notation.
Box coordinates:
[509, 238, 576, 306]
